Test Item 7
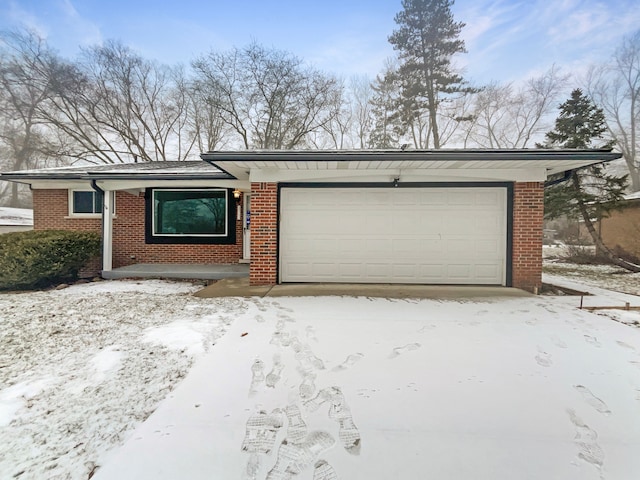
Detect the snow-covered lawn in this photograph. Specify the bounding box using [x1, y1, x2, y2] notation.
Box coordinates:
[0, 207, 33, 226]
[2, 278, 640, 480]
[543, 262, 640, 297]
[0, 280, 244, 479]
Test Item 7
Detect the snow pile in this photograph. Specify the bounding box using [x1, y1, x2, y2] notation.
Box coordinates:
[0, 207, 33, 226]
[0, 280, 245, 479]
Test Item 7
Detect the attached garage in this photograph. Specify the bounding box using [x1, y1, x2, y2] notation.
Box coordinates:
[280, 185, 508, 285]
[201, 148, 623, 292]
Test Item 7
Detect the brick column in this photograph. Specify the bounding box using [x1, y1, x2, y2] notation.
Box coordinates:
[512, 182, 544, 293]
[249, 182, 278, 285]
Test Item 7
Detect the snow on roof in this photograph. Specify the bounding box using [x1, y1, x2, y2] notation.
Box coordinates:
[0, 207, 33, 226]
[624, 191, 640, 201]
[0, 161, 230, 179]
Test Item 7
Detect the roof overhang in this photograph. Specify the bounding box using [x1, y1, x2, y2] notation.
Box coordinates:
[0, 161, 240, 190]
[201, 149, 622, 182]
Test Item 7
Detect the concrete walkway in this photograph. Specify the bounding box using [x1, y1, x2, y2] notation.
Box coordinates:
[194, 277, 532, 299]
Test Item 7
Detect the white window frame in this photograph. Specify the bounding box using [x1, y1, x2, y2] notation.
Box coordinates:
[151, 188, 228, 238]
[67, 189, 116, 218]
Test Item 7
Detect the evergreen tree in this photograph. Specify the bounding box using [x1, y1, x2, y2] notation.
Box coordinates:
[388, 0, 472, 148]
[368, 65, 403, 148]
[543, 89, 638, 271]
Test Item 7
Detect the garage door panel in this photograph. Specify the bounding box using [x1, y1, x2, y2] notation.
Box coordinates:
[476, 264, 501, 281]
[338, 263, 363, 277]
[447, 238, 476, 254]
[365, 263, 393, 278]
[280, 187, 506, 285]
[419, 190, 446, 205]
[475, 190, 502, 205]
[392, 263, 418, 278]
[366, 191, 393, 205]
[447, 264, 472, 280]
[418, 264, 446, 279]
[447, 191, 477, 205]
[392, 238, 420, 256]
[394, 190, 420, 205]
[476, 239, 502, 255]
[392, 212, 414, 230]
[420, 238, 444, 254]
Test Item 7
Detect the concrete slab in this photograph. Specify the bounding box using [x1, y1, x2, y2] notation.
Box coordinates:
[194, 277, 532, 299]
[193, 277, 272, 298]
[102, 263, 249, 281]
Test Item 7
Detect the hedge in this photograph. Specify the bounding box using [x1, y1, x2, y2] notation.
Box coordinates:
[0, 230, 101, 290]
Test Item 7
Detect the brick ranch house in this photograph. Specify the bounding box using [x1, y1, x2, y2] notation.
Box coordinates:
[0, 149, 621, 293]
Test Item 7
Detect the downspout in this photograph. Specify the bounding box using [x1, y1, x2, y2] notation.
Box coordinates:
[544, 169, 573, 187]
[90, 180, 112, 275]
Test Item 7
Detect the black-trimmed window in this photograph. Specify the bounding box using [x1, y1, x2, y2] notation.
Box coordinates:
[145, 188, 235, 244]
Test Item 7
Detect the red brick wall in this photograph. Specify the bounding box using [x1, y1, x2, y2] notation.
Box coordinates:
[249, 182, 278, 285]
[35, 183, 546, 292]
[512, 182, 544, 293]
[32, 189, 243, 270]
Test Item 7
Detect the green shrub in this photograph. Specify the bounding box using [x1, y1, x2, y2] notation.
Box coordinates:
[0, 230, 101, 290]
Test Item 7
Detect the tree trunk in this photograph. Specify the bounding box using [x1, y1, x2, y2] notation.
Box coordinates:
[9, 182, 21, 208]
[573, 174, 640, 272]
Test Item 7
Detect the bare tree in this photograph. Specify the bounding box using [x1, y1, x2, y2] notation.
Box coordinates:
[587, 30, 640, 191]
[0, 30, 68, 206]
[462, 66, 568, 148]
[186, 75, 230, 152]
[40, 41, 195, 163]
[311, 78, 352, 149]
[192, 43, 341, 149]
[349, 75, 374, 149]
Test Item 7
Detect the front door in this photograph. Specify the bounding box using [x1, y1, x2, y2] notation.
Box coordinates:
[243, 194, 251, 260]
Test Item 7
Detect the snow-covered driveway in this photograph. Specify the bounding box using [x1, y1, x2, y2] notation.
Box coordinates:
[91, 293, 640, 480]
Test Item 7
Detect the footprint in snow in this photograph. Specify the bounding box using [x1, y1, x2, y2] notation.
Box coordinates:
[616, 340, 636, 351]
[566, 408, 604, 470]
[331, 353, 364, 372]
[388, 343, 421, 359]
[574, 385, 612, 415]
[584, 335, 601, 347]
[535, 347, 552, 367]
[313, 460, 338, 480]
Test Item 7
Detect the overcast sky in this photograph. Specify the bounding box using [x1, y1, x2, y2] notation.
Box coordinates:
[1, 0, 639, 86]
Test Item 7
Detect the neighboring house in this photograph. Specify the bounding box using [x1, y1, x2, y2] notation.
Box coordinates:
[0, 207, 33, 234]
[0, 149, 621, 293]
[600, 191, 640, 261]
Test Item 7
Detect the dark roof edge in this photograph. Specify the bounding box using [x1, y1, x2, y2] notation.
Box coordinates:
[201, 148, 622, 163]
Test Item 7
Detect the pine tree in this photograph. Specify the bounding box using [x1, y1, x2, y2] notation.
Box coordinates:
[388, 0, 472, 148]
[368, 66, 402, 148]
[543, 89, 638, 271]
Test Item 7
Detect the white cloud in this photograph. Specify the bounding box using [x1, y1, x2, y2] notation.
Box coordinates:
[56, 0, 102, 48]
[5, 0, 49, 37]
[1, 0, 103, 56]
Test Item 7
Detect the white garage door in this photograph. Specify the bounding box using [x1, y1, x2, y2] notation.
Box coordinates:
[280, 187, 507, 284]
